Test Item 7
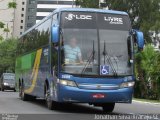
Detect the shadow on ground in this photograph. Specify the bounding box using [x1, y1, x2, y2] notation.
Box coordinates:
[21, 98, 120, 115]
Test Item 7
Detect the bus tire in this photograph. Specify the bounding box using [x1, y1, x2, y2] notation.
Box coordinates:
[21, 90, 28, 101]
[45, 85, 59, 110]
[19, 79, 21, 96]
[21, 83, 28, 101]
[102, 103, 115, 113]
[19, 86, 22, 97]
[45, 85, 53, 110]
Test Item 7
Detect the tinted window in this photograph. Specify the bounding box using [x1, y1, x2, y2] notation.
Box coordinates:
[17, 18, 51, 55]
[60, 11, 132, 76]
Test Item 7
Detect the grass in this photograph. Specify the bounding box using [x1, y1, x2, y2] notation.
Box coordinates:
[133, 98, 160, 103]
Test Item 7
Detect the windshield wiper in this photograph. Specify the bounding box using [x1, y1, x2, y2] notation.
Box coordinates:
[81, 40, 95, 76]
[102, 41, 117, 76]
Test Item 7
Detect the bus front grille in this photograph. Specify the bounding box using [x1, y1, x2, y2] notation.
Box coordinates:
[77, 83, 119, 90]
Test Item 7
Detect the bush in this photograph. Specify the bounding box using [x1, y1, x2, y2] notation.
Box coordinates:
[134, 44, 160, 100]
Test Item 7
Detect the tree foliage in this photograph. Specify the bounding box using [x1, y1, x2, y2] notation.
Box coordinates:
[75, 0, 99, 8]
[8, 1, 17, 9]
[3, 28, 10, 32]
[0, 38, 18, 75]
[135, 45, 160, 100]
[0, 21, 5, 28]
[0, 1, 17, 41]
[0, 35, 3, 41]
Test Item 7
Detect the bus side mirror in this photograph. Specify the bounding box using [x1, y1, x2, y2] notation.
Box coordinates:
[133, 30, 145, 50]
[52, 25, 59, 43]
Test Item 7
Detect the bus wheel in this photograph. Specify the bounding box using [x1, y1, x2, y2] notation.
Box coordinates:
[45, 85, 59, 110]
[19, 86, 22, 97]
[102, 103, 115, 113]
[21, 84, 28, 101]
[45, 86, 53, 110]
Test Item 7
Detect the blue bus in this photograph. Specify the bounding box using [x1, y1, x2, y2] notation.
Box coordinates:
[16, 8, 144, 113]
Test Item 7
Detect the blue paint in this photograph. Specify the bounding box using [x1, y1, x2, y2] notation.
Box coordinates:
[132, 29, 144, 49]
[20, 8, 135, 106]
[58, 85, 133, 103]
[51, 25, 59, 43]
[55, 8, 128, 15]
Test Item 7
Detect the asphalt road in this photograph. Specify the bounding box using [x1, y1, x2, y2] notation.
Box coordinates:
[0, 91, 160, 120]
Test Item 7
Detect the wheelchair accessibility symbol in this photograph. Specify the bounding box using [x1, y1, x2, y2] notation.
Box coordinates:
[100, 65, 109, 75]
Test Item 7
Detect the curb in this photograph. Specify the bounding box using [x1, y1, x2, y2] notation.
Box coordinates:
[133, 100, 160, 105]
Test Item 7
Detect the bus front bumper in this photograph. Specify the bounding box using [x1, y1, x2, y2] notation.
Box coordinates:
[57, 85, 133, 103]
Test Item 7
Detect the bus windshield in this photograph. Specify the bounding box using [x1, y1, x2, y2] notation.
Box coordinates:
[60, 11, 133, 76]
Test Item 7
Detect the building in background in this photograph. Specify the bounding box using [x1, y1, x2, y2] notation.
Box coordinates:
[36, 0, 75, 23]
[13, 0, 75, 38]
[13, 0, 27, 38]
[0, 0, 15, 39]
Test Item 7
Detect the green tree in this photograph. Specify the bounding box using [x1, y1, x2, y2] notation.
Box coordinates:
[0, 38, 18, 74]
[3, 28, 10, 32]
[76, 0, 99, 8]
[149, 52, 160, 100]
[0, 0, 17, 41]
[8, 1, 17, 9]
[0, 35, 3, 41]
[135, 45, 160, 99]
[0, 21, 5, 28]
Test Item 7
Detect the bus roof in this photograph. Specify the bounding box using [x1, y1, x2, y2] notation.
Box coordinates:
[54, 8, 128, 15]
[20, 8, 128, 37]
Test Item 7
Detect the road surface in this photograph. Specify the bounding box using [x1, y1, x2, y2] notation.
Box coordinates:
[0, 91, 159, 120]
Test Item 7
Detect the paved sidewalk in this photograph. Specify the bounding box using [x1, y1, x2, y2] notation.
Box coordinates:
[133, 100, 160, 105]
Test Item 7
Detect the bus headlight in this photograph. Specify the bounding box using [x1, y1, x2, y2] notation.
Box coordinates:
[120, 81, 135, 88]
[4, 82, 9, 85]
[60, 80, 77, 87]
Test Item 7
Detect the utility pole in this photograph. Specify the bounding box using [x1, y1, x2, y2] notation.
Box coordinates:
[12, 3, 16, 38]
[6, 23, 8, 39]
[72, 0, 74, 8]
